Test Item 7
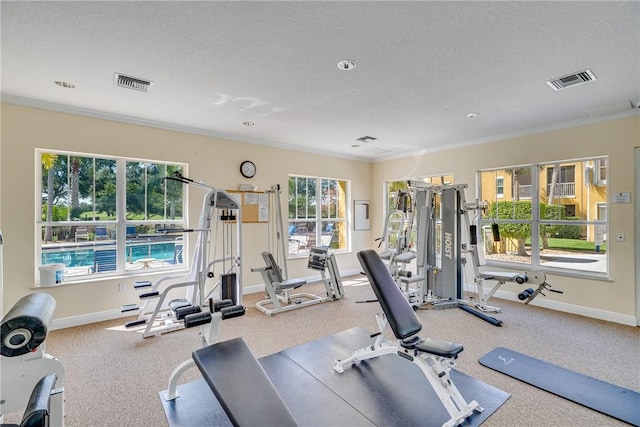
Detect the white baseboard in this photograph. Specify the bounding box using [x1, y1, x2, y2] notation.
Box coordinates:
[52, 269, 363, 330]
[243, 284, 264, 295]
[464, 284, 637, 326]
[55, 271, 636, 329]
[51, 308, 127, 330]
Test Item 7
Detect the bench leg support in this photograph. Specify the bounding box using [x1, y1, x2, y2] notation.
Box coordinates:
[165, 359, 196, 401]
[414, 354, 483, 426]
[333, 338, 397, 373]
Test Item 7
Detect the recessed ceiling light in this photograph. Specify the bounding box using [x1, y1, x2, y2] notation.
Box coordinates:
[54, 81, 75, 88]
[351, 144, 360, 148]
[466, 112, 479, 118]
[337, 59, 357, 71]
[242, 121, 255, 127]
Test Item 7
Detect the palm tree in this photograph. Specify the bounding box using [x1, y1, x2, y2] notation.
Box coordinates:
[70, 157, 80, 217]
[42, 153, 58, 241]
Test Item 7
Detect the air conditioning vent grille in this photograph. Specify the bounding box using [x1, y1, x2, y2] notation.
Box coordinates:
[114, 73, 152, 92]
[356, 136, 378, 143]
[546, 69, 596, 91]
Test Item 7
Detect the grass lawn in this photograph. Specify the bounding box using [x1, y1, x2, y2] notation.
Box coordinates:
[545, 238, 606, 253]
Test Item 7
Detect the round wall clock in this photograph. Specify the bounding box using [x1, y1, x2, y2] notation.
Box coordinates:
[240, 160, 257, 179]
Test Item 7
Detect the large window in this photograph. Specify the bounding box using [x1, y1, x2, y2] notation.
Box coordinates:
[478, 157, 608, 276]
[37, 151, 187, 282]
[288, 175, 349, 257]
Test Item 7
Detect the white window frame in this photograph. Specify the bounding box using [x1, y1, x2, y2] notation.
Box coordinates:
[496, 176, 504, 198]
[288, 175, 350, 258]
[36, 150, 188, 283]
[478, 157, 608, 279]
[595, 158, 607, 186]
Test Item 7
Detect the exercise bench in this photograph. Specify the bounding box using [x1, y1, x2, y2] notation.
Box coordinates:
[334, 249, 483, 427]
[192, 337, 298, 427]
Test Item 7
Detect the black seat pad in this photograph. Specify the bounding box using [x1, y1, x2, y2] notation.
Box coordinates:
[417, 338, 463, 358]
[357, 250, 422, 339]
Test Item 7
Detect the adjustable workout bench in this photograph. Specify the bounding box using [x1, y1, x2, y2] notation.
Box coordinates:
[252, 247, 344, 316]
[334, 250, 483, 427]
[192, 337, 298, 427]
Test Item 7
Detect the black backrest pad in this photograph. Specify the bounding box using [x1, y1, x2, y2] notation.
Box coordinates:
[193, 337, 298, 427]
[357, 250, 422, 339]
[262, 251, 284, 282]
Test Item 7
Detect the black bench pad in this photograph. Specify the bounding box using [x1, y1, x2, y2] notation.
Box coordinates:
[192, 337, 298, 427]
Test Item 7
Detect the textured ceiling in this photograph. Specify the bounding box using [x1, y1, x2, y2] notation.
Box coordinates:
[2, 1, 639, 161]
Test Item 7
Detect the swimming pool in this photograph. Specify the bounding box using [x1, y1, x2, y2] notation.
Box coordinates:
[42, 242, 179, 267]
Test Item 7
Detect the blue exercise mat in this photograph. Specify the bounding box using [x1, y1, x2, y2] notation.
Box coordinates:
[479, 347, 640, 426]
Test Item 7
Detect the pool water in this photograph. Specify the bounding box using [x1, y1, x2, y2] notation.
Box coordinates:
[42, 242, 179, 267]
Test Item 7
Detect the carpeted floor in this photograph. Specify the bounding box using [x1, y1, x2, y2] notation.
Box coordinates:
[4, 276, 639, 426]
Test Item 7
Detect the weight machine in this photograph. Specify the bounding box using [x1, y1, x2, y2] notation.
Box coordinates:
[1, 293, 65, 426]
[382, 181, 562, 323]
[264, 184, 288, 280]
[252, 183, 344, 316]
[377, 189, 417, 286]
[252, 247, 344, 316]
[122, 172, 243, 338]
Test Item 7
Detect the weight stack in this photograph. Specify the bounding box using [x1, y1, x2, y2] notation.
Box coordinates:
[221, 273, 238, 305]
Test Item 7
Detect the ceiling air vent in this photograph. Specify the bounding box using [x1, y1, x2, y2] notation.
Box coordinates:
[114, 73, 153, 92]
[546, 69, 596, 91]
[356, 136, 377, 143]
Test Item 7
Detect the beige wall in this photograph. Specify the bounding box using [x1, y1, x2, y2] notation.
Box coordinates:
[373, 115, 639, 321]
[2, 102, 638, 325]
[0, 103, 373, 320]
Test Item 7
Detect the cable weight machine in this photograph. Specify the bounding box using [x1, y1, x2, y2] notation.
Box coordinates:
[265, 184, 288, 280]
[122, 172, 243, 338]
[383, 181, 562, 325]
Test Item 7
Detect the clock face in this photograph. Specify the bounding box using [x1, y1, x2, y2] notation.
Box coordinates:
[240, 160, 256, 178]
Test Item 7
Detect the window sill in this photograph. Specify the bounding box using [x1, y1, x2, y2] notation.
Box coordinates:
[35, 266, 189, 288]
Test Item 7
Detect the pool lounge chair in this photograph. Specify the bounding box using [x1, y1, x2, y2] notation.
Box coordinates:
[92, 248, 116, 273]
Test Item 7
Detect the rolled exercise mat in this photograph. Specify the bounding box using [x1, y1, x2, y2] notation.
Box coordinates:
[1, 293, 56, 357]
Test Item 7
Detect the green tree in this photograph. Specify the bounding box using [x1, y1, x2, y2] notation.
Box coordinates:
[543, 163, 561, 248]
[164, 165, 183, 219]
[41, 153, 58, 241]
[94, 159, 117, 217]
[288, 176, 316, 220]
[490, 200, 532, 256]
